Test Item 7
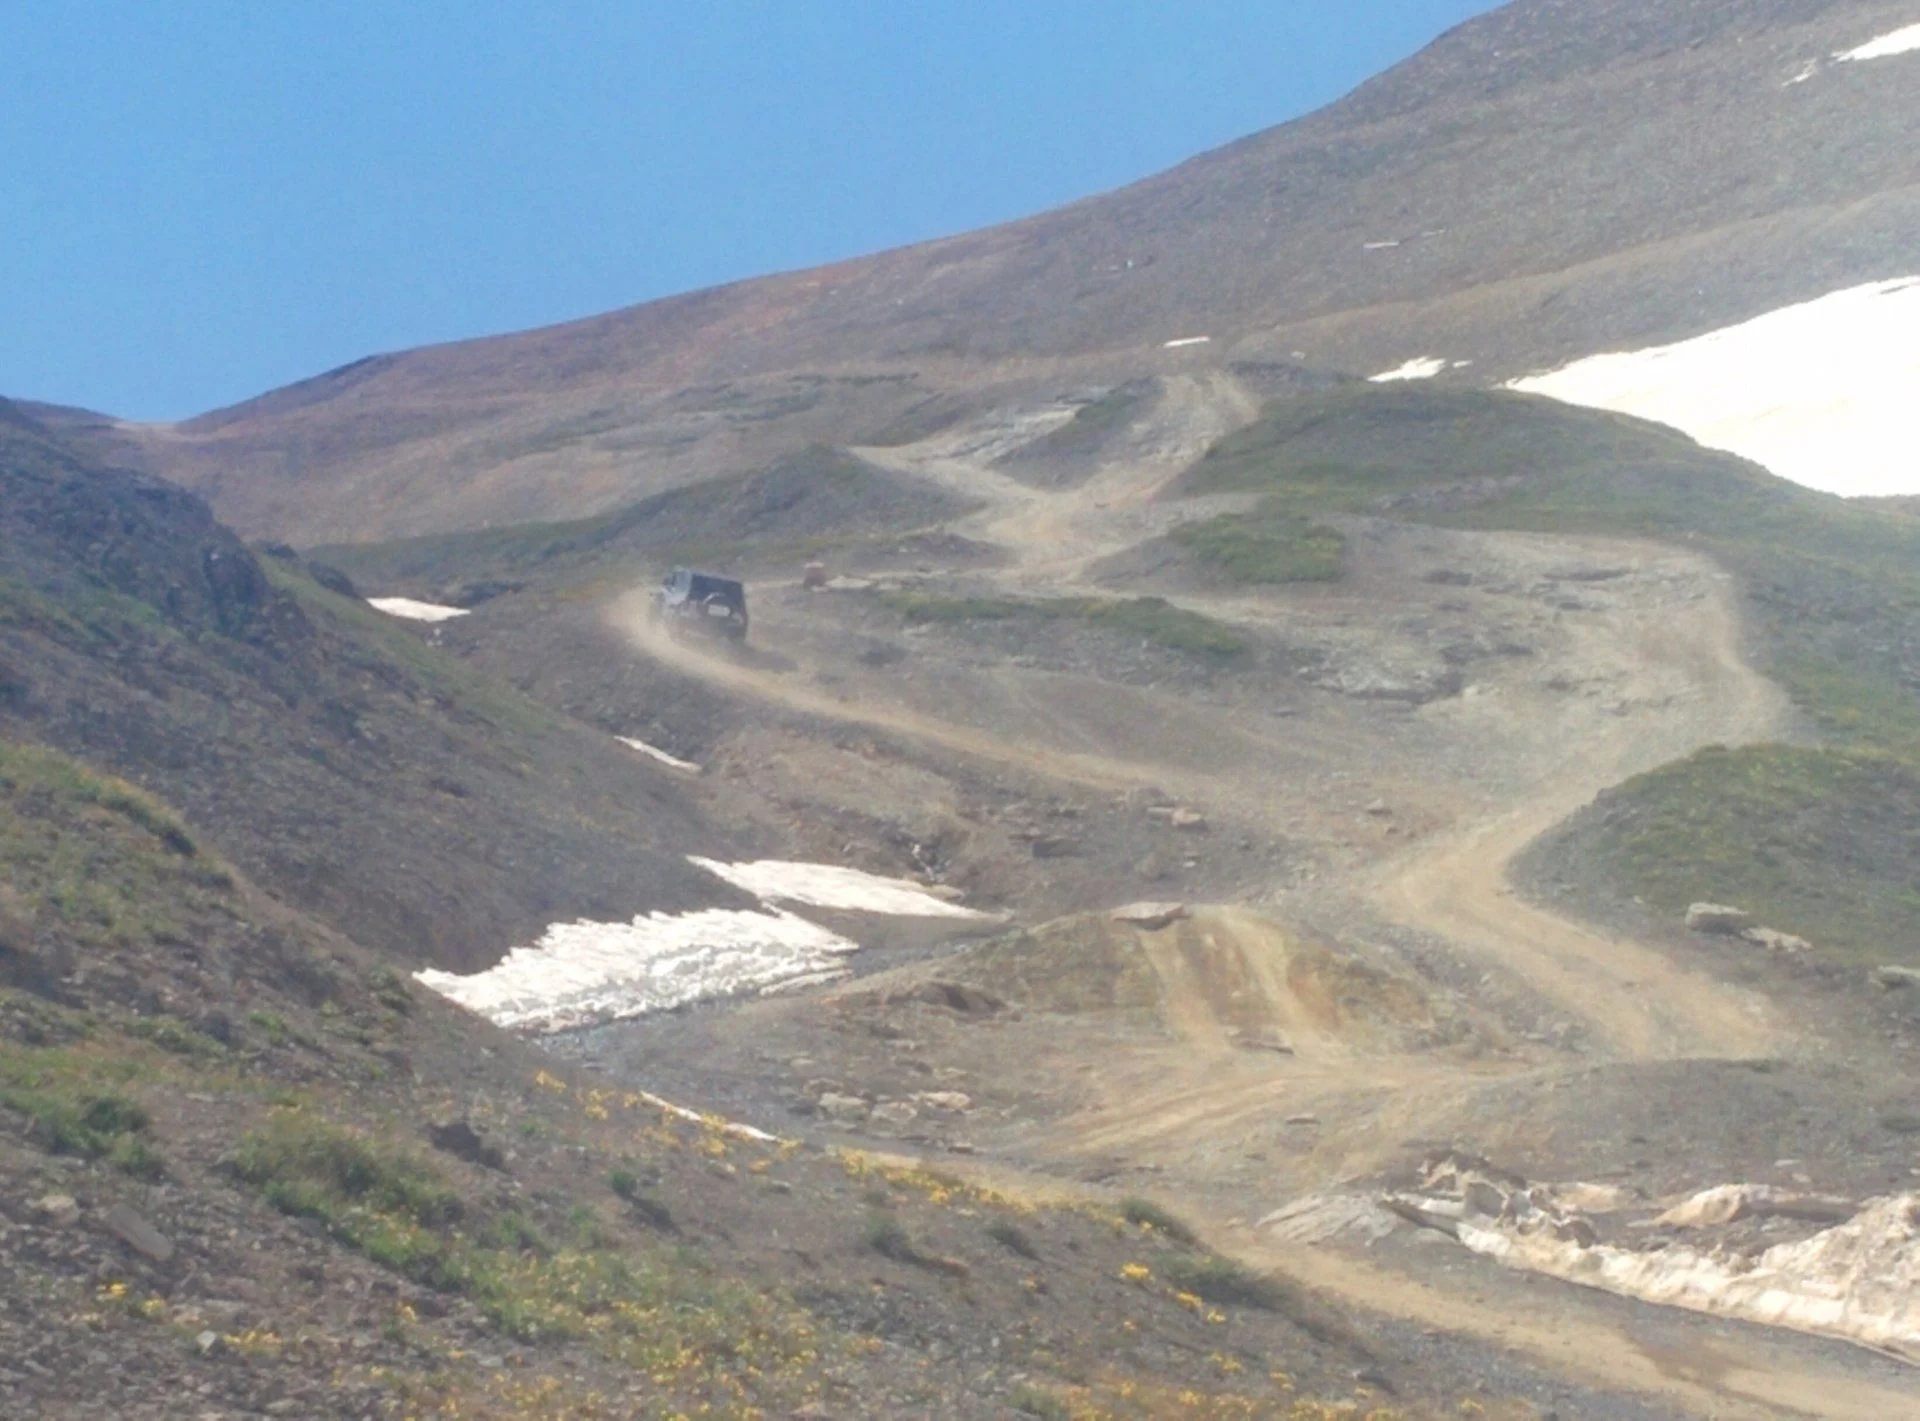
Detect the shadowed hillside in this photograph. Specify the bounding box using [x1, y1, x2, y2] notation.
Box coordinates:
[0, 399, 732, 970]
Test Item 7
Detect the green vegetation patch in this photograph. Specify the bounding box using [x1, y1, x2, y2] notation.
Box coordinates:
[1160, 1254, 1297, 1313]
[1182, 384, 1710, 509]
[1169, 504, 1346, 583]
[232, 1112, 821, 1389]
[1528, 744, 1920, 966]
[1000, 383, 1153, 484]
[1, 1083, 162, 1178]
[878, 591, 1247, 656]
[1186, 386, 1920, 962]
[0, 738, 231, 954]
[1120, 1197, 1200, 1245]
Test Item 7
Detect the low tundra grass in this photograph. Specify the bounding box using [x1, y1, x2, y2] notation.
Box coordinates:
[879, 591, 1247, 657]
[231, 1111, 824, 1397]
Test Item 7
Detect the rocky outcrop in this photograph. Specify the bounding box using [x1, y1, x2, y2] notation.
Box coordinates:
[1111, 902, 1188, 931]
[1685, 903, 1751, 935]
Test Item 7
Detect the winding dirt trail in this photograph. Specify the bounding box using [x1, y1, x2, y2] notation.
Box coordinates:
[1371, 580, 1790, 1060]
[605, 383, 1865, 1414]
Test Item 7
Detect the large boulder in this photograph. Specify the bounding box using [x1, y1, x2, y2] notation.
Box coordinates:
[1741, 926, 1812, 954]
[1685, 903, 1752, 936]
[1111, 902, 1188, 931]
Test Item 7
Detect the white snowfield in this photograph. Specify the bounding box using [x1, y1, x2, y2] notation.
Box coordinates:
[414, 856, 991, 1032]
[1837, 23, 1920, 62]
[1509, 276, 1920, 497]
[414, 908, 859, 1034]
[617, 736, 701, 773]
[1162, 336, 1212, 349]
[366, 597, 470, 623]
[688, 857, 993, 919]
[1371, 356, 1466, 383]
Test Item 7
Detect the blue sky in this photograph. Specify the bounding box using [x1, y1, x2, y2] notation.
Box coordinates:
[5, 2, 1499, 421]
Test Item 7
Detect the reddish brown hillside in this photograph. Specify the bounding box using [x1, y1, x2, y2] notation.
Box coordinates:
[117, 0, 1920, 542]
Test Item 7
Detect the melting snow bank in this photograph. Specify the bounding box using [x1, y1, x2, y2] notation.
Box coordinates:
[1509, 277, 1920, 497]
[416, 856, 995, 1032]
[1371, 356, 1467, 383]
[367, 597, 470, 623]
[415, 909, 859, 1033]
[1837, 24, 1920, 62]
[1377, 1155, 1920, 1363]
[618, 736, 700, 773]
[688, 858, 994, 919]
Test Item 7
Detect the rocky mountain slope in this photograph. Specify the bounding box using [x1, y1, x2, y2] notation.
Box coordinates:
[87, 0, 1920, 543]
[8, 738, 1519, 1419]
[0, 399, 732, 970]
[11, 1, 1920, 1414]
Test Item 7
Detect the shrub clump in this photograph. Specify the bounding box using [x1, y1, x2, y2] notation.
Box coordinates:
[233, 1114, 462, 1223]
[865, 1210, 968, 1277]
[986, 1217, 1039, 1260]
[1160, 1254, 1294, 1312]
[1120, 1197, 1200, 1245]
[4, 1087, 163, 1179]
[1171, 507, 1347, 584]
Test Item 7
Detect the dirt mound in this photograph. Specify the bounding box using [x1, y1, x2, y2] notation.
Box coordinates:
[951, 907, 1441, 1058]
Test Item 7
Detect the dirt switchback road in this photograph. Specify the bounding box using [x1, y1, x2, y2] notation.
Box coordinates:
[603, 386, 1873, 1415]
[1371, 579, 1790, 1061]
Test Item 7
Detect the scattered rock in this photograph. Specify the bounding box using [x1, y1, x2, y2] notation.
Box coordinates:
[802, 562, 830, 590]
[1169, 808, 1209, 833]
[1874, 966, 1920, 990]
[914, 1091, 973, 1113]
[1740, 926, 1812, 954]
[907, 981, 1005, 1017]
[816, 1093, 872, 1124]
[1111, 902, 1188, 931]
[1685, 903, 1752, 936]
[427, 1119, 506, 1171]
[195, 1330, 221, 1358]
[1284, 1113, 1319, 1126]
[1231, 1028, 1295, 1056]
[869, 1101, 919, 1128]
[1029, 834, 1080, 859]
[100, 1203, 175, 1262]
[1364, 799, 1392, 817]
[1654, 1184, 1856, 1229]
[31, 1194, 80, 1228]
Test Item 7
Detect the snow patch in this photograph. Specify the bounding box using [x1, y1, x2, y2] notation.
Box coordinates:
[1509, 277, 1920, 497]
[1454, 1194, 1920, 1364]
[1371, 357, 1457, 383]
[1363, 240, 1402, 251]
[689, 858, 992, 919]
[414, 908, 859, 1034]
[1390, 1157, 1920, 1362]
[1837, 23, 1920, 62]
[618, 736, 700, 774]
[367, 597, 470, 623]
[1162, 336, 1212, 349]
[415, 856, 992, 1033]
